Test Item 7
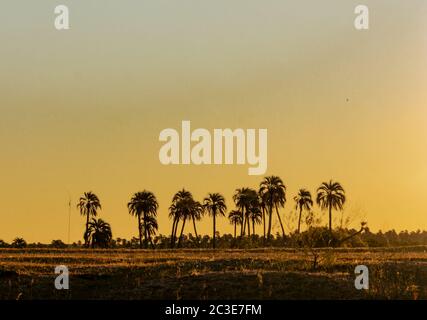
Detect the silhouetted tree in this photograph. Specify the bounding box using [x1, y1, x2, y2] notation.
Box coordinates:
[228, 210, 242, 238]
[316, 180, 346, 232]
[128, 191, 159, 248]
[233, 188, 258, 236]
[86, 218, 112, 248]
[77, 192, 101, 247]
[294, 189, 313, 233]
[11, 237, 27, 248]
[259, 176, 287, 239]
[204, 193, 227, 249]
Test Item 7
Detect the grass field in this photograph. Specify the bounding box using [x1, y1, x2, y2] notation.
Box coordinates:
[0, 247, 426, 300]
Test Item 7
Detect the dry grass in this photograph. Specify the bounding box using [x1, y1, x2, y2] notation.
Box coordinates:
[0, 247, 426, 300]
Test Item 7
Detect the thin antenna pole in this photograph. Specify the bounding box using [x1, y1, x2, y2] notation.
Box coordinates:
[68, 196, 71, 245]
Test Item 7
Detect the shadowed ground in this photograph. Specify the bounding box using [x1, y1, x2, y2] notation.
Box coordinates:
[0, 247, 426, 300]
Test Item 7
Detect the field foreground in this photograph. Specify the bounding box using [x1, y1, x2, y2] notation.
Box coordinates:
[0, 247, 426, 300]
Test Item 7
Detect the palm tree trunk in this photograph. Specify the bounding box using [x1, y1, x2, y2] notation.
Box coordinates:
[138, 215, 143, 249]
[173, 218, 179, 246]
[234, 222, 236, 239]
[242, 211, 246, 236]
[252, 217, 255, 235]
[213, 214, 216, 249]
[143, 213, 148, 248]
[267, 202, 273, 239]
[297, 207, 302, 234]
[262, 208, 266, 240]
[275, 205, 285, 238]
[247, 214, 251, 236]
[192, 216, 199, 239]
[171, 217, 177, 247]
[149, 235, 155, 249]
[328, 203, 332, 232]
[85, 214, 90, 247]
[178, 217, 186, 247]
[240, 208, 245, 236]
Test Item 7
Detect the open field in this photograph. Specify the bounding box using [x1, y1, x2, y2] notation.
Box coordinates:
[0, 247, 426, 300]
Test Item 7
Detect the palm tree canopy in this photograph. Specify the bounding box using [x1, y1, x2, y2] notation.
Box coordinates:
[316, 180, 346, 210]
[128, 190, 159, 217]
[233, 188, 258, 212]
[259, 176, 286, 207]
[143, 215, 159, 237]
[87, 218, 112, 247]
[204, 193, 227, 217]
[228, 210, 243, 225]
[77, 192, 101, 217]
[248, 205, 263, 224]
[169, 190, 203, 222]
[294, 189, 313, 211]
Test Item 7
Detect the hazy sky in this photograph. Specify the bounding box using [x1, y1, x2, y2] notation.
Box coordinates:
[1, 1, 426, 242]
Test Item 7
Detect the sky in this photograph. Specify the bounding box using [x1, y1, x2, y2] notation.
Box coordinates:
[0, 1, 426, 243]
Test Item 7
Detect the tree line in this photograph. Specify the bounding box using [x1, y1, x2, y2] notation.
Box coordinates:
[74, 175, 347, 248]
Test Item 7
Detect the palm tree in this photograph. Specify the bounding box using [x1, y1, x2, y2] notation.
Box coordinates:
[169, 190, 202, 247]
[169, 189, 192, 247]
[127, 191, 159, 248]
[190, 200, 204, 239]
[228, 210, 242, 238]
[143, 215, 159, 248]
[233, 188, 258, 236]
[77, 192, 101, 247]
[258, 192, 267, 240]
[294, 189, 313, 233]
[204, 193, 227, 249]
[259, 176, 286, 239]
[11, 237, 27, 248]
[248, 204, 262, 236]
[86, 218, 112, 248]
[316, 180, 346, 232]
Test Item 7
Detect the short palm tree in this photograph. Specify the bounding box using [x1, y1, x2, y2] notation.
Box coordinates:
[294, 189, 313, 233]
[233, 188, 258, 236]
[248, 204, 262, 236]
[86, 218, 112, 248]
[143, 215, 159, 248]
[228, 210, 242, 238]
[11, 237, 27, 248]
[127, 191, 159, 248]
[259, 176, 286, 239]
[316, 180, 346, 232]
[77, 192, 101, 247]
[204, 193, 227, 249]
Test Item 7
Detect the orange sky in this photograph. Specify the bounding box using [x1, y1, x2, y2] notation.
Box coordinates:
[0, 1, 426, 243]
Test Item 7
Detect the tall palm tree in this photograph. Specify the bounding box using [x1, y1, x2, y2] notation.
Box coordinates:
[86, 218, 112, 248]
[316, 180, 346, 232]
[204, 193, 227, 249]
[127, 190, 159, 248]
[294, 189, 313, 233]
[228, 210, 242, 238]
[259, 176, 286, 239]
[258, 192, 267, 240]
[77, 192, 101, 247]
[233, 188, 258, 236]
[169, 189, 191, 246]
[169, 190, 202, 247]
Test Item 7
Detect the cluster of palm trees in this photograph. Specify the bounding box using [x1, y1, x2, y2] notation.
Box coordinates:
[77, 176, 346, 249]
[77, 192, 112, 248]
